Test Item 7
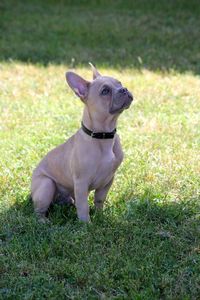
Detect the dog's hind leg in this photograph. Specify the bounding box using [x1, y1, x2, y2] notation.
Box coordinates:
[31, 176, 56, 221]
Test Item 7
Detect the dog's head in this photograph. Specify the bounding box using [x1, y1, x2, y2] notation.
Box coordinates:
[66, 64, 133, 116]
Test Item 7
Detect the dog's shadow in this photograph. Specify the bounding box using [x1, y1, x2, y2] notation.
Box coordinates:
[2, 190, 199, 229]
[6, 193, 99, 226]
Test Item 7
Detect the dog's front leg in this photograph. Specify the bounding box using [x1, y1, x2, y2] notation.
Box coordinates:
[94, 177, 114, 209]
[74, 179, 90, 222]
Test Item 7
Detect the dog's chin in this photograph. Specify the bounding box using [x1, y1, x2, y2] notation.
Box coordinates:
[109, 101, 132, 115]
[109, 107, 123, 115]
[124, 102, 132, 110]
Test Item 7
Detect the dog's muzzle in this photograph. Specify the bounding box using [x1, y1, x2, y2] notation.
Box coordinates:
[109, 87, 133, 114]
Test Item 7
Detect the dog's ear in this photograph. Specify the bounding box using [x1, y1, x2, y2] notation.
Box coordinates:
[89, 62, 101, 80]
[66, 72, 90, 101]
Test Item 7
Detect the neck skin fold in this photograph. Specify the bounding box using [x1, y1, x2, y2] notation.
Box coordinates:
[82, 106, 118, 133]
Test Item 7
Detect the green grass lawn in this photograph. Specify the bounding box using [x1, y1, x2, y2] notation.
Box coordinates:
[0, 1, 200, 299]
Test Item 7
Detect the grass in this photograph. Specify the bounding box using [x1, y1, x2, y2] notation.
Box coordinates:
[0, 0, 200, 299]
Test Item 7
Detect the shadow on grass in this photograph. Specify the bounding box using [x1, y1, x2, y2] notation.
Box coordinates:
[1, 190, 198, 225]
[1, 189, 199, 237]
[1, 0, 200, 74]
[0, 189, 199, 298]
[1, 191, 199, 253]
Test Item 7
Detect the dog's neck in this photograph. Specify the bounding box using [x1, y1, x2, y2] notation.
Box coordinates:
[82, 106, 118, 133]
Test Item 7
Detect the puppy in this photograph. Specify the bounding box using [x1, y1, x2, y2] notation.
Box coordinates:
[31, 64, 133, 222]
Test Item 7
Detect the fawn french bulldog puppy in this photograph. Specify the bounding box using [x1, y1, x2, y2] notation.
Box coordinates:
[31, 64, 133, 222]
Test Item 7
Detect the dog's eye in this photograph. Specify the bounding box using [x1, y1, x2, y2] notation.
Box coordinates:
[101, 87, 110, 96]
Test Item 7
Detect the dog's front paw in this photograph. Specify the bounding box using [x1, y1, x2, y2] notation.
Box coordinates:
[78, 215, 91, 223]
[38, 217, 50, 224]
[36, 212, 50, 224]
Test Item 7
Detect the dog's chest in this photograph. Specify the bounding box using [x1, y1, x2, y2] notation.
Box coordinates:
[90, 151, 119, 190]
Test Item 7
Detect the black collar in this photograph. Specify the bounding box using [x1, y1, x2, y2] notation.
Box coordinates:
[81, 122, 116, 139]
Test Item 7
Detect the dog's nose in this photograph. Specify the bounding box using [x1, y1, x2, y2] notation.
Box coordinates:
[119, 88, 128, 94]
[128, 92, 133, 100]
[119, 87, 133, 101]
